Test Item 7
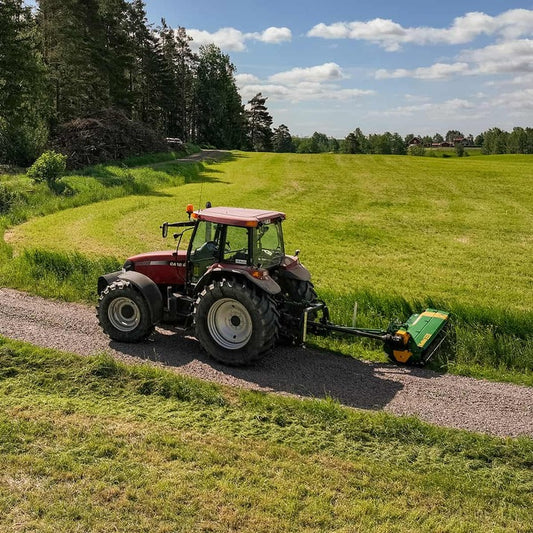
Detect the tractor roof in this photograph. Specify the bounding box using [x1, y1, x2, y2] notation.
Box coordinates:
[194, 206, 285, 227]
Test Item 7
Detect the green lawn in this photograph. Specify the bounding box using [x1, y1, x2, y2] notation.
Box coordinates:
[1, 337, 532, 532]
[1, 152, 532, 380]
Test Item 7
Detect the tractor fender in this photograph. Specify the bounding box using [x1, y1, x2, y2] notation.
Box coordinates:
[278, 255, 311, 282]
[98, 270, 163, 324]
[194, 267, 282, 296]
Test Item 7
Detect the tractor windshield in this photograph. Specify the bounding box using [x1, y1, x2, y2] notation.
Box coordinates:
[254, 221, 284, 269]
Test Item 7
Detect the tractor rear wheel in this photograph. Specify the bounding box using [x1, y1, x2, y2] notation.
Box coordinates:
[194, 279, 279, 365]
[97, 280, 154, 342]
[278, 278, 319, 345]
[284, 278, 317, 303]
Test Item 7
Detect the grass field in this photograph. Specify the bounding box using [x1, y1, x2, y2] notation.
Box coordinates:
[1, 152, 532, 381]
[1, 337, 532, 532]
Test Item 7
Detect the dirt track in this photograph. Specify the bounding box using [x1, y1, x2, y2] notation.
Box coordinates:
[0, 287, 531, 438]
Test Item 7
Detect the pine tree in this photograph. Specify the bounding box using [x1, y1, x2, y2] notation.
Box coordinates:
[97, 0, 135, 113]
[343, 128, 367, 154]
[0, 0, 48, 164]
[246, 93, 272, 151]
[157, 21, 196, 138]
[126, 0, 165, 130]
[37, 0, 109, 123]
[272, 124, 294, 152]
[193, 44, 244, 148]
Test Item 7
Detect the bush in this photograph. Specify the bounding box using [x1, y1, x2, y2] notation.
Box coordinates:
[27, 150, 67, 190]
[0, 184, 22, 214]
[408, 144, 426, 156]
[455, 143, 465, 157]
[0, 118, 49, 167]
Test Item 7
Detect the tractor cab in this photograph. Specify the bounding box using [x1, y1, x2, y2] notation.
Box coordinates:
[187, 206, 286, 283]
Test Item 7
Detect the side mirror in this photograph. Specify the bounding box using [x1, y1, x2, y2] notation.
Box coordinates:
[161, 222, 168, 238]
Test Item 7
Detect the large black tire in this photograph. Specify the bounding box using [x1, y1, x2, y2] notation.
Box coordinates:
[278, 278, 319, 345]
[283, 278, 318, 303]
[193, 278, 279, 365]
[97, 280, 154, 342]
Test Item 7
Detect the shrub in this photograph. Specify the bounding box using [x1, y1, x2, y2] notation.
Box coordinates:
[0, 119, 49, 167]
[408, 144, 426, 156]
[0, 184, 21, 214]
[27, 150, 67, 190]
[455, 143, 465, 157]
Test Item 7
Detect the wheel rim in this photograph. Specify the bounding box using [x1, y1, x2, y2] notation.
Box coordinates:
[108, 297, 141, 332]
[207, 298, 252, 350]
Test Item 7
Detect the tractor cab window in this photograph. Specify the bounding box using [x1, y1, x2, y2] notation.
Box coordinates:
[223, 225, 250, 265]
[189, 221, 223, 282]
[254, 221, 284, 269]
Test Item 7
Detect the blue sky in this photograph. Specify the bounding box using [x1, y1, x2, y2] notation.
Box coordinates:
[26, 0, 533, 137]
[142, 0, 533, 137]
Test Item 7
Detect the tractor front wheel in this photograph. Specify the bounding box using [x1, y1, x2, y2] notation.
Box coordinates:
[194, 279, 279, 365]
[97, 280, 154, 342]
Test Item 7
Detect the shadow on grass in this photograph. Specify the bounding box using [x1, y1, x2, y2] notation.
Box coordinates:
[146, 162, 229, 182]
[109, 330, 423, 411]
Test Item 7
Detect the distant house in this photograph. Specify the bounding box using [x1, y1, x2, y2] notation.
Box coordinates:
[408, 136, 422, 146]
[431, 141, 452, 148]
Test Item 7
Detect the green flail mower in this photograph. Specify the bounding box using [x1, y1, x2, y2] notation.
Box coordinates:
[304, 303, 451, 365]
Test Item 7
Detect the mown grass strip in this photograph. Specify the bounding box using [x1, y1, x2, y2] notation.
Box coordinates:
[0, 337, 531, 532]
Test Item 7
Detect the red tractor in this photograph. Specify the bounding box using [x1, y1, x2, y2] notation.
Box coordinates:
[97, 204, 450, 365]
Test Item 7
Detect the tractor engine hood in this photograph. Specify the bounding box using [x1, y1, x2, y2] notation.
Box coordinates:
[124, 250, 188, 286]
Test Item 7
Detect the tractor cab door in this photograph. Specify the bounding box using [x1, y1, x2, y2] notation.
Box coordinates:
[222, 225, 251, 266]
[188, 221, 223, 283]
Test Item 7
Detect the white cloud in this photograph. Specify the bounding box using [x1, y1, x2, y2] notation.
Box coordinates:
[308, 9, 533, 51]
[186, 26, 291, 52]
[373, 99, 477, 118]
[375, 39, 533, 81]
[404, 94, 431, 102]
[235, 73, 260, 85]
[269, 62, 346, 84]
[309, 19, 406, 51]
[252, 27, 292, 44]
[187, 27, 247, 52]
[491, 88, 533, 111]
[460, 39, 533, 74]
[373, 90, 533, 122]
[239, 81, 373, 103]
[239, 84, 292, 101]
[238, 62, 373, 103]
[376, 62, 470, 80]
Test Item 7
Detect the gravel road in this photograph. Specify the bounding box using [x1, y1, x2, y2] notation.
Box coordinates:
[1, 287, 531, 438]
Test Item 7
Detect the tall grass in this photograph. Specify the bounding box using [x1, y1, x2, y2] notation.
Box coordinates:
[1, 249, 121, 301]
[313, 288, 533, 382]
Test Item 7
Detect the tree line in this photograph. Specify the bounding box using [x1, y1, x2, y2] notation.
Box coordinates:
[1, 0, 531, 166]
[1, 0, 273, 166]
[270, 127, 533, 155]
